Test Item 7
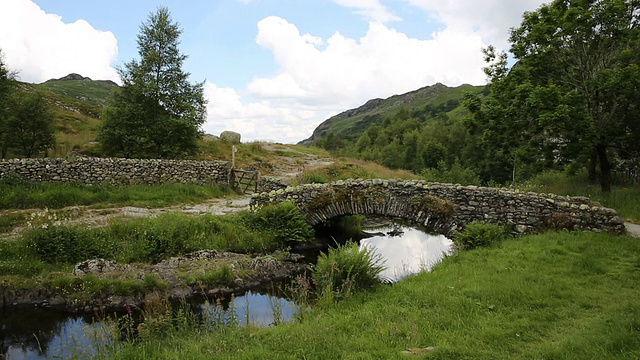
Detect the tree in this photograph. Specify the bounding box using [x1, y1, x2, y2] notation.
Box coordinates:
[0, 48, 14, 158]
[6, 91, 55, 158]
[100, 7, 206, 159]
[465, 0, 640, 192]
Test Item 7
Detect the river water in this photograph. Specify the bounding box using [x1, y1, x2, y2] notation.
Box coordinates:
[360, 223, 454, 282]
[0, 222, 453, 359]
[0, 287, 297, 359]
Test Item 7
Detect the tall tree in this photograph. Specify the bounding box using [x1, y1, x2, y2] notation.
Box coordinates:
[465, 0, 640, 191]
[0, 48, 14, 158]
[100, 7, 206, 159]
[6, 91, 55, 158]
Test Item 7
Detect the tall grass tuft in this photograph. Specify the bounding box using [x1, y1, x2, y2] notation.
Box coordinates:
[453, 221, 509, 250]
[242, 201, 314, 244]
[312, 241, 385, 303]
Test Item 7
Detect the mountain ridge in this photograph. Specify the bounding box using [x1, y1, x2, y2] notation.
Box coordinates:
[301, 82, 485, 145]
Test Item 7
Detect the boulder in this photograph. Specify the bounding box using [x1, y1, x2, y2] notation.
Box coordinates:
[220, 131, 241, 144]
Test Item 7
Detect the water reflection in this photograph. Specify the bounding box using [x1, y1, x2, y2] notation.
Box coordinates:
[1, 289, 296, 359]
[360, 224, 454, 282]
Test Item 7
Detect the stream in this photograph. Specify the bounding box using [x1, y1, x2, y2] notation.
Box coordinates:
[0, 220, 454, 359]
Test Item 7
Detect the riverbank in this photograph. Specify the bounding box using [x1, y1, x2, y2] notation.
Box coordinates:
[107, 231, 640, 359]
[1, 250, 306, 313]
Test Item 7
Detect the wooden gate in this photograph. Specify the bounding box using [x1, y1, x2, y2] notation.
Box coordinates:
[230, 169, 259, 194]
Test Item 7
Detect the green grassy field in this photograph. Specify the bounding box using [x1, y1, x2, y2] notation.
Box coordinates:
[104, 231, 640, 360]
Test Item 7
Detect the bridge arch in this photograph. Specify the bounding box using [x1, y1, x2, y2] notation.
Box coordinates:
[251, 179, 625, 236]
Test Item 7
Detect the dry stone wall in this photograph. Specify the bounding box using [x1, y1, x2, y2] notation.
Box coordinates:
[251, 178, 626, 235]
[0, 157, 230, 186]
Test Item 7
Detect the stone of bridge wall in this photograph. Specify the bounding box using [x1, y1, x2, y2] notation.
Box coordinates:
[257, 176, 289, 193]
[0, 157, 230, 186]
[251, 178, 626, 235]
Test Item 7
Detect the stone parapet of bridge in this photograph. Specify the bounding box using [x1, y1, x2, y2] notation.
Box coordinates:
[250, 178, 626, 235]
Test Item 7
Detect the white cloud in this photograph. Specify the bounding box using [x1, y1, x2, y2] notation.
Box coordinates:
[0, 0, 119, 83]
[203, 15, 487, 143]
[405, 0, 548, 48]
[331, 0, 401, 23]
[203, 82, 322, 143]
[252, 16, 488, 104]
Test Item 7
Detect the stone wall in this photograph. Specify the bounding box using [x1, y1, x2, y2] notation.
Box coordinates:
[251, 179, 626, 235]
[257, 176, 289, 193]
[0, 157, 230, 186]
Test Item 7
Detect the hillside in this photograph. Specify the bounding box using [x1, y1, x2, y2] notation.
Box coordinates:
[35, 73, 118, 108]
[13, 74, 118, 157]
[301, 83, 486, 145]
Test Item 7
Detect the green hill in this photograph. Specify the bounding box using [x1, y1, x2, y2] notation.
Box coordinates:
[35, 73, 118, 109]
[301, 83, 486, 145]
[7, 74, 119, 157]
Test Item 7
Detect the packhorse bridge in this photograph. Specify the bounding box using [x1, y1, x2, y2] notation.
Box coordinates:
[250, 179, 626, 236]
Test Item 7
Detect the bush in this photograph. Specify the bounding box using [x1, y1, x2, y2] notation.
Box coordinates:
[242, 202, 314, 244]
[453, 221, 509, 250]
[312, 242, 385, 301]
[422, 160, 481, 186]
[27, 225, 102, 264]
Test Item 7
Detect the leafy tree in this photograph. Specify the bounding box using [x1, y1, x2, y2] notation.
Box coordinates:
[421, 140, 448, 169]
[0, 48, 14, 158]
[466, 0, 640, 192]
[100, 7, 206, 159]
[6, 91, 55, 158]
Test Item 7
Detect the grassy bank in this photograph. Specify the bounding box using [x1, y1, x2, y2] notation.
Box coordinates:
[106, 231, 640, 359]
[0, 202, 313, 294]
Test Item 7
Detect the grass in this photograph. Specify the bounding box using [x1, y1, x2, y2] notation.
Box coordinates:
[0, 202, 313, 287]
[294, 159, 420, 185]
[520, 171, 640, 223]
[0, 181, 233, 210]
[35, 78, 118, 108]
[105, 231, 640, 359]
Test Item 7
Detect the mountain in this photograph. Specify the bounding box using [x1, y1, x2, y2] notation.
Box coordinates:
[301, 83, 486, 145]
[35, 73, 119, 108]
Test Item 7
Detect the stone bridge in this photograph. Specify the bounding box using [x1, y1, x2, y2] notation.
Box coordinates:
[250, 179, 626, 235]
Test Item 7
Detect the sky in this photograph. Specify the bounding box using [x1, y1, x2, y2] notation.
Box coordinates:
[0, 0, 548, 144]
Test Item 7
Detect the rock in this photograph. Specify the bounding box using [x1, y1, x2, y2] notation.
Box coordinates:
[72, 259, 121, 276]
[220, 131, 241, 144]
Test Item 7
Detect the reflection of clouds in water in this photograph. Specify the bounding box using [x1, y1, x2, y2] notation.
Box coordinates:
[361, 226, 453, 282]
[5, 317, 109, 360]
[4, 292, 296, 360]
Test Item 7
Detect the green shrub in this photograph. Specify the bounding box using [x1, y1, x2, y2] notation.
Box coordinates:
[243, 202, 314, 244]
[422, 160, 482, 186]
[27, 225, 102, 264]
[453, 221, 509, 250]
[312, 241, 385, 302]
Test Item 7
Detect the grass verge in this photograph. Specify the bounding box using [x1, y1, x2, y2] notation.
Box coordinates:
[0, 181, 233, 210]
[106, 231, 640, 359]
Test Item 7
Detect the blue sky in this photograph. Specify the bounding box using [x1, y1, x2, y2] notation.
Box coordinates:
[0, 0, 548, 143]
